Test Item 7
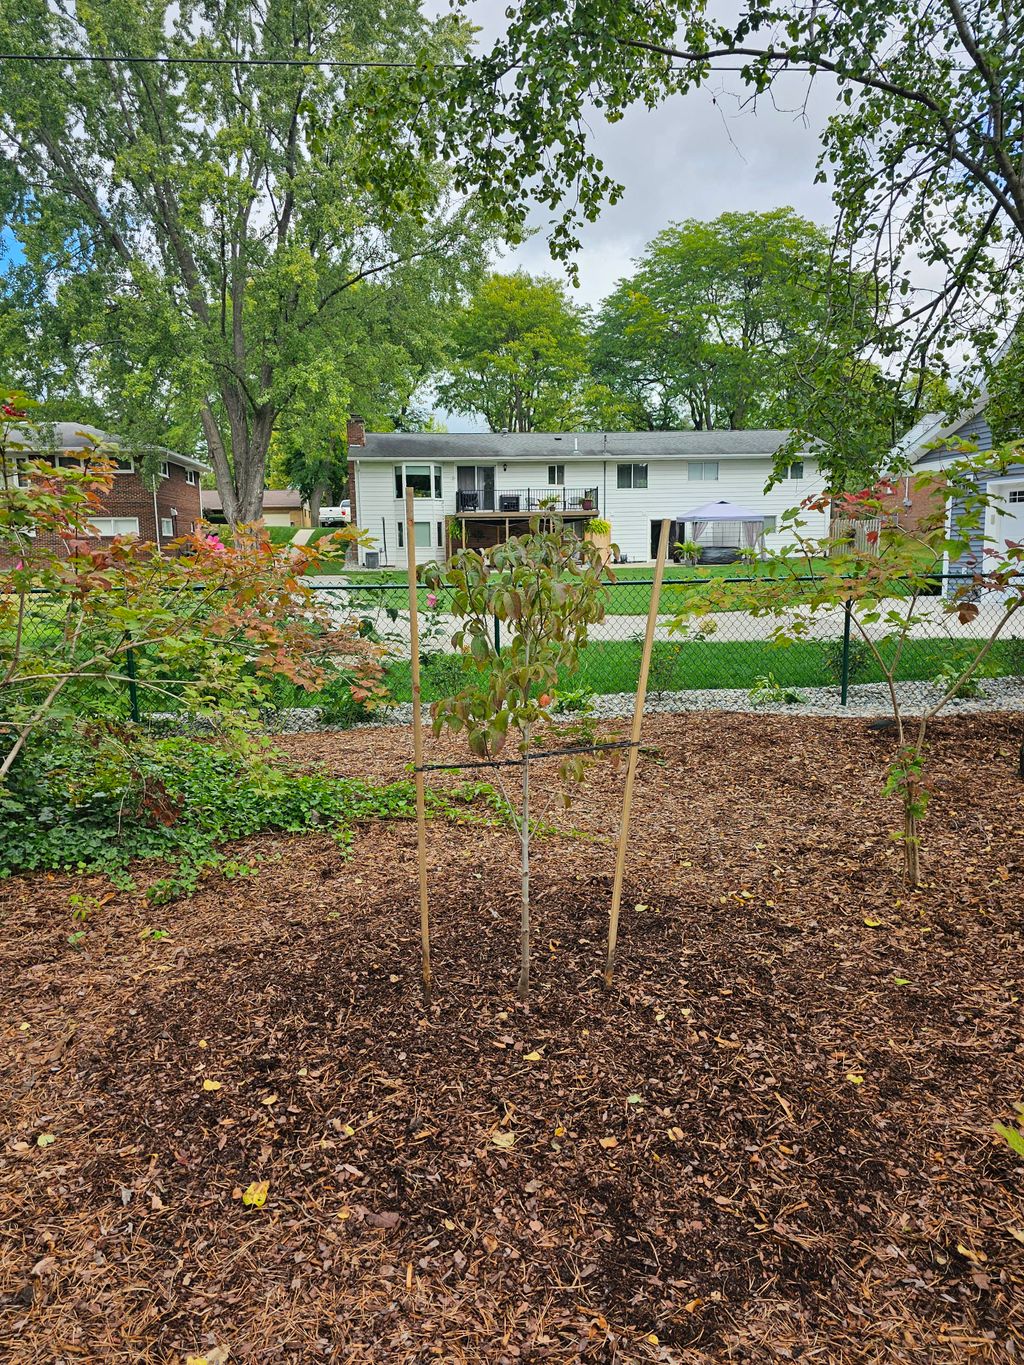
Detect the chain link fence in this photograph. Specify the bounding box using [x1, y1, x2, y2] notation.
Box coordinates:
[5, 572, 1023, 725]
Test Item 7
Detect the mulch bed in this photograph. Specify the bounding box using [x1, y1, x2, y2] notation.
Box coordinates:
[2, 712, 1023, 1363]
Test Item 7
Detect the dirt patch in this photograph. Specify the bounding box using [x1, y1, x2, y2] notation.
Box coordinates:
[2, 712, 1023, 1362]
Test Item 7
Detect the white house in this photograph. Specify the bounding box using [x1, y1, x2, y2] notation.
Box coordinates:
[347, 424, 829, 568]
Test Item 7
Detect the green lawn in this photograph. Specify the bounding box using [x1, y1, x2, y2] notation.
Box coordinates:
[306, 563, 843, 616]
[364, 634, 1024, 706]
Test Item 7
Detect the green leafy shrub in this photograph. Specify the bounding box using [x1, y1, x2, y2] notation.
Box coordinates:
[421, 650, 470, 700]
[552, 686, 595, 715]
[822, 636, 873, 685]
[748, 672, 806, 705]
[0, 721, 499, 900]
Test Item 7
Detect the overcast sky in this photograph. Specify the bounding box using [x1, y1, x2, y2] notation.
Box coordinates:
[433, 0, 840, 426]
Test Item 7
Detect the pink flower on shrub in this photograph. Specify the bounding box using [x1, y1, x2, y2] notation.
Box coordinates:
[205, 533, 227, 555]
[426, 593, 437, 608]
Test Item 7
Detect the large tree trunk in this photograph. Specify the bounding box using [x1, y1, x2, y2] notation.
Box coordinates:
[202, 397, 275, 526]
[308, 483, 326, 528]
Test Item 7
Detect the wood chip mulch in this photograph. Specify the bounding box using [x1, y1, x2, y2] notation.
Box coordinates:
[1, 712, 1023, 1364]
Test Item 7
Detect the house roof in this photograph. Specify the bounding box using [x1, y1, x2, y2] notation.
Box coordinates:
[357, 430, 797, 461]
[6, 420, 210, 473]
[889, 396, 989, 467]
[203, 488, 305, 511]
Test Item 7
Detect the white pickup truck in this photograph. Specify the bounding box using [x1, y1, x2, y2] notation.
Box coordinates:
[319, 500, 351, 526]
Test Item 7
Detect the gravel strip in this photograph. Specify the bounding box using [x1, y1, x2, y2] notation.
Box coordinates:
[263, 676, 1024, 733]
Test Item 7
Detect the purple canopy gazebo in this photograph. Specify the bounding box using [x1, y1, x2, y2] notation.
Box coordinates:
[675, 498, 767, 555]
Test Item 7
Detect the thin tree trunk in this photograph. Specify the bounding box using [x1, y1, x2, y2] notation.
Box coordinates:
[904, 803, 921, 887]
[518, 737, 531, 1002]
[308, 484, 325, 528]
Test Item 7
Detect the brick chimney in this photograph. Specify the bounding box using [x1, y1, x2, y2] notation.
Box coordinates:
[346, 416, 366, 448]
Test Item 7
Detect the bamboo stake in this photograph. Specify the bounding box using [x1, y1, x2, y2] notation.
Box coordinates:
[604, 517, 671, 988]
[406, 487, 432, 1002]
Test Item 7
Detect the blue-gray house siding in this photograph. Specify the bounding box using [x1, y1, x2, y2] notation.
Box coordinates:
[917, 413, 994, 578]
[916, 411, 1024, 582]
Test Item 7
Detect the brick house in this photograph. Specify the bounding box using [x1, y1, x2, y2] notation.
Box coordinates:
[4, 421, 207, 554]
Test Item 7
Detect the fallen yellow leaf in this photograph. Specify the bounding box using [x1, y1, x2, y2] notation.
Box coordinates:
[667, 1126, 685, 1142]
[554, 1126, 565, 1137]
[36, 1133, 56, 1148]
[242, 1180, 269, 1209]
[261, 1094, 278, 1106]
[197, 1040, 208, 1049]
[524, 1051, 543, 1062]
[956, 1242, 987, 1262]
[491, 1130, 516, 1149]
[863, 917, 884, 928]
[846, 1073, 864, 1085]
[202, 1079, 222, 1092]
[599, 1136, 618, 1150]
[645, 1333, 659, 1344]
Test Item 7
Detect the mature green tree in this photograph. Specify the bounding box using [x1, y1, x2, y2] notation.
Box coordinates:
[0, 0, 488, 523]
[591, 209, 871, 431]
[429, 0, 1024, 478]
[435, 271, 625, 432]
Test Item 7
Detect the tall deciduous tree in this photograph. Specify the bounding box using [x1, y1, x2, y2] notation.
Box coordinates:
[430, 0, 1024, 478]
[435, 271, 624, 432]
[591, 209, 872, 432]
[0, 0, 488, 523]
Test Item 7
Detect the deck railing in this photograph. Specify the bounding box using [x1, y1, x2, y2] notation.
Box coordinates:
[455, 487, 599, 514]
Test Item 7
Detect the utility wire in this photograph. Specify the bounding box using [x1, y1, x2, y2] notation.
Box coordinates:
[0, 50, 798, 73]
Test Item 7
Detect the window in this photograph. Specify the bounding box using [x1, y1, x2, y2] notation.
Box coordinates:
[4, 460, 30, 488]
[160, 516, 174, 537]
[57, 455, 84, 470]
[1009, 489, 1024, 504]
[397, 520, 404, 548]
[112, 455, 134, 473]
[616, 463, 648, 489]
[184, 467, 198, 486]
[762, 515, 777, 534]
[395, 463, 441, 499]
[159, 460, 171, 478]
[437, 520, 443, 547]
[548, 463, 565, 486]
[687, 461, 719, 481]
[787, 461, 805, 480]
[414, 521, 432, 548]
[89, 517, 140, 537]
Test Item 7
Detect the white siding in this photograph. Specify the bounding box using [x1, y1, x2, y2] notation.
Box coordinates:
[352, 459, 448, 567]
[352, 453, 829, 568]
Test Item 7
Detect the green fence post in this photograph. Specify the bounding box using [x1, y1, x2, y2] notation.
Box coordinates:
[840, 598, 853, 707]
[125, 644, 141, 723]
[493, 613, 501, 655]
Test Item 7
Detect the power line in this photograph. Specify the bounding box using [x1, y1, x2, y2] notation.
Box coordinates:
[0, 51, 437, 69]
[0, 50, 802, 74]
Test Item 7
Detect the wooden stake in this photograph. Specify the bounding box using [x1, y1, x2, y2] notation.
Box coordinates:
[604, 517, 671, 989]
[406, 488, 433, 1002]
